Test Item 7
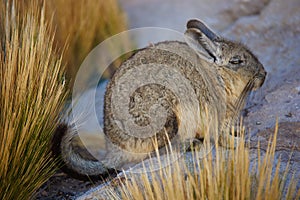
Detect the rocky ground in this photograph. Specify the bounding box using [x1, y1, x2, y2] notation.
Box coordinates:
[35, 0, 300, 199]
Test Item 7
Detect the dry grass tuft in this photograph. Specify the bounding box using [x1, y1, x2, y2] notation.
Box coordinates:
[113, 123, 300, 200]
[45, 0, 130, 87]
[0, 1, 66, 199]
[0, 0, 130, 198]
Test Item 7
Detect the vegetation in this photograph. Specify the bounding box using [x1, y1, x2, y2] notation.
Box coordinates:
[0, 1, 66, 199]
[0, 0, 129, 198]
[44, 0, 130, 87]
[110, 124, 300, 200]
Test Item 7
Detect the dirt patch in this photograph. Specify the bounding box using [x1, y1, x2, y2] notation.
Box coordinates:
[35, 172, 100, 200]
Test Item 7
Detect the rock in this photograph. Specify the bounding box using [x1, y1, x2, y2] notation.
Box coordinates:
[250, 122, 300, 181]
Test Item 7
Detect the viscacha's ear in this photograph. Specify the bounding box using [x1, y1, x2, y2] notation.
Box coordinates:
[184, 19, 222, 64]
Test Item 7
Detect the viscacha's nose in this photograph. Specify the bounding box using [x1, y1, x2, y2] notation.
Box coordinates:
[256, 64, 267, 87]
[257, 63, 267, 78]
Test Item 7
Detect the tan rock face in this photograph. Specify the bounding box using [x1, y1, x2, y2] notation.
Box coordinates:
[224, 0, 300, 183]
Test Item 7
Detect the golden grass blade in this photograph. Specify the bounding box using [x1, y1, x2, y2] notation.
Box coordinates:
[0, 1, 66, 199]
[112, 120, 299, 200]
[44, 0, 131, 87]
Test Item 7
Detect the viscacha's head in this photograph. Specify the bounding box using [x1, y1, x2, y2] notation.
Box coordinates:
[184, 19, 266, 91]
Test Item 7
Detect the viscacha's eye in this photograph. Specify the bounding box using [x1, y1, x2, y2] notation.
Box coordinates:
[229, 55, 244, 65]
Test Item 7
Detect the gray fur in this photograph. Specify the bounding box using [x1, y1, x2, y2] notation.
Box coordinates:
[56, 19, 266, 179]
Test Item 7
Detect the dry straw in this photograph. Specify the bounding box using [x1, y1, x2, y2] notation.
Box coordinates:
[0, 0, 130, 198]
[44, 0, 131, 87]
[111, 123, 300, 200]
[0, 1, 66, 199]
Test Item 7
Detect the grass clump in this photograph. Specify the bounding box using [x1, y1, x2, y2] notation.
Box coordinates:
[45, 0, 130, 87]
[0, 1, 66, 199]
[110, 124, 300, 200]
[0, 0, 130, 198]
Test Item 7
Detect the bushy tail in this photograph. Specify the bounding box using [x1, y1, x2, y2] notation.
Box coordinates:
[51, 123, 117, 181]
